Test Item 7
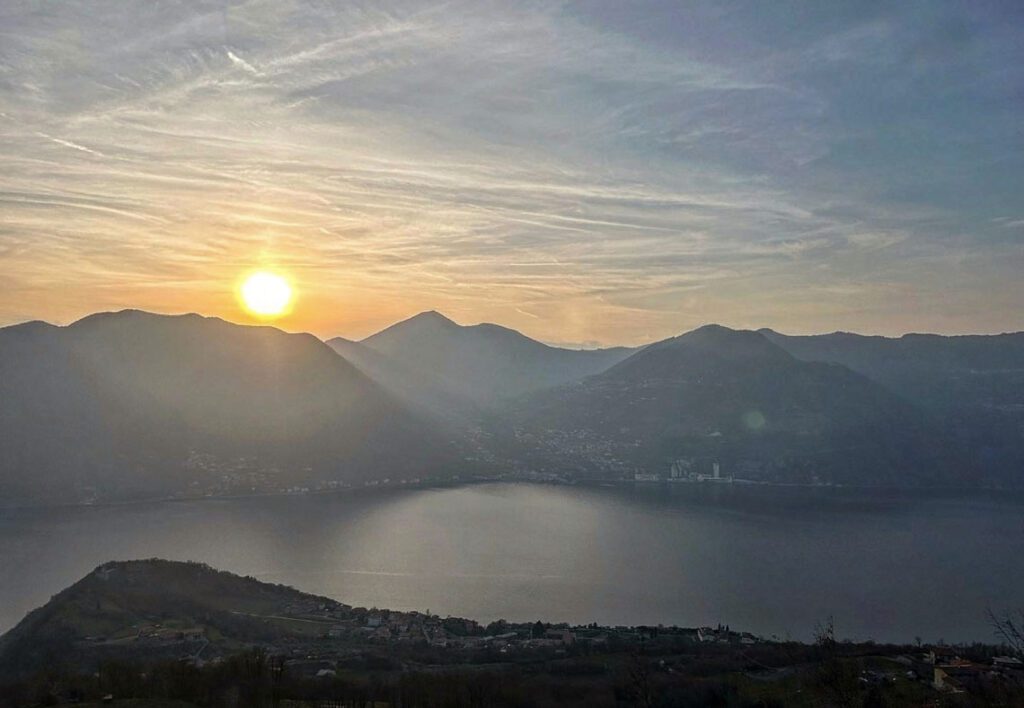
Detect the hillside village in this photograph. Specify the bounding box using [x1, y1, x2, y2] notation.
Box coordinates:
[1, 561, 1021, 706]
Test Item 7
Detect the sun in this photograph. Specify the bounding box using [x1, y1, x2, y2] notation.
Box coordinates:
[239, 271, 293, 318]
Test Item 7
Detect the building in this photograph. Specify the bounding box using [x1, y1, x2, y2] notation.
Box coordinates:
[545, 629, 575, 646]
[669, 458, 694, 479]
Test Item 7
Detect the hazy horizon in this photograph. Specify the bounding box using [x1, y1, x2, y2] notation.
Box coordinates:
[6, 305, 1024, 352]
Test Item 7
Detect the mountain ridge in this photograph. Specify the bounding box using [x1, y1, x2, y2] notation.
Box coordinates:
[0, 310, 460, 505]
[355, 310, 636, 407]
[3, 310, 1022, 499]
[495, 325, 965, 486]
[760, 328, 1024, 486]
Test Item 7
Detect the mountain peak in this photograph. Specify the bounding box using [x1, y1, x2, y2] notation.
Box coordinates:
[604, 324, 790, 380]
[682, 323, 743, 340]
[68, 309, 212, 331]
[361, 310, 461, 342]
[359, 310, 635, 405]
[410, 310, 459, 326]
[669, 324, 788, 359]
[0, 319, 58, 336]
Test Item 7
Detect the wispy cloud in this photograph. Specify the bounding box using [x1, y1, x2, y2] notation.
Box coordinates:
[35, 132, 106, 157]
[0, 1, 1021, 342]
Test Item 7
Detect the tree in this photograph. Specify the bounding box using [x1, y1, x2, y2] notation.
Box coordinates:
[814, 616, 860, 708]
[625, 651, 654, 708]
[485, 619, 508, 635]
[814, 616, 837, 657]
[988, 608, 1024, 658]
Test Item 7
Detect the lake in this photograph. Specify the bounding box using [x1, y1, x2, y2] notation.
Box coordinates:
[1, 482, 1022, 643]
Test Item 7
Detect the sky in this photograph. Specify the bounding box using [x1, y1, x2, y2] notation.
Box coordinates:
[1, 1, 1022, 347]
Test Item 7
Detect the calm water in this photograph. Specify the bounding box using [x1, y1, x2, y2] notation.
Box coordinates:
[1, 483, 1022, 643]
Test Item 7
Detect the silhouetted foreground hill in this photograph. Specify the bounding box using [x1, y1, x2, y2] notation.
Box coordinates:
[0, 311, 458, 504]
[498, 325, 965, 486]
[1, 560, 1020, 707]
[0, 559, 341, 681]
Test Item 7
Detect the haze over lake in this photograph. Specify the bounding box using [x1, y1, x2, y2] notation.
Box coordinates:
[2, 483, 1021, 643]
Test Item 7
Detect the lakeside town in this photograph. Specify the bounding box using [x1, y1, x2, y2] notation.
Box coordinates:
[51, 448, 833, 510]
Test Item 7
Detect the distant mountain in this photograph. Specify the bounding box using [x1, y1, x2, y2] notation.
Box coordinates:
[759, 329, 1024, 411]
[0, 559, 344, 680]
[5, 310, 1015, 498]
[327, 335, 477, 423]
[0, 311, 459, 505]
[356, 311, 635, 408]
[762, 329, 1024, 484]
[497, 325, 965, 486]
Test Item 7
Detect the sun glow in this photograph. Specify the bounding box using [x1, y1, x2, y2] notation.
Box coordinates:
[240, 271, 293, 318]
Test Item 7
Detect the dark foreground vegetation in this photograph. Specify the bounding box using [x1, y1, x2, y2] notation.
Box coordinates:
[1, 561, 1022, 707]
[3, 639, 1024, 708]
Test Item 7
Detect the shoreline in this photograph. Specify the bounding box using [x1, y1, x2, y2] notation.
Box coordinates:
[1, 474, 1022, 513]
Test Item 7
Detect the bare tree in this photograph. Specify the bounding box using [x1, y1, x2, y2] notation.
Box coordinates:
[988, 608, 1024, 657]
[626, 650, 654, 708]
[814, 616, 860, 708]
[814, 615, 837, 656]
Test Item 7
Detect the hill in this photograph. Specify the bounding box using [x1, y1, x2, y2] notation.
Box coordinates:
[0, 311, 459, 505]
[762, 329, 1024, 485]
[496, 325, 964, 486]
[0, 559, 343, 680]
[357, 311, 634, 408]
